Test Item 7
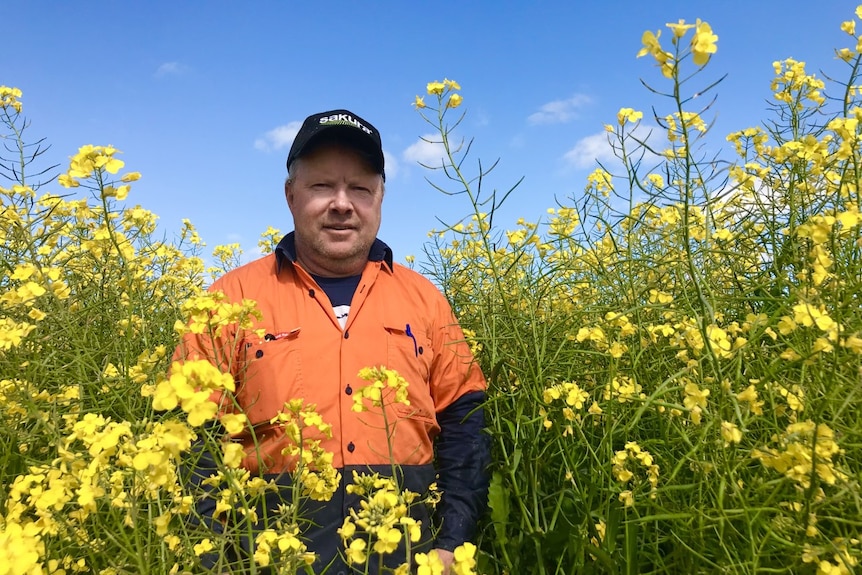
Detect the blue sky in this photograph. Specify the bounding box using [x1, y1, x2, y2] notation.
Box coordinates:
[5, 1, 856, 264]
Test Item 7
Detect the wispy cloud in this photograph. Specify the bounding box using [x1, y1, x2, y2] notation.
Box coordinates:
[563, 125, 657, 169]
[154, 61, 187, 78]
[563, 131, 616, 169]
[383, 149, 400, 180]
[254, 121, 303, 152]
[403, 134, 447, 169]
[528, 94, 592, 125]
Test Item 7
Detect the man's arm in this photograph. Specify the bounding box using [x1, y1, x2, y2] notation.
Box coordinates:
[181, 421, 231, 570]
[433, 390, 491, 551]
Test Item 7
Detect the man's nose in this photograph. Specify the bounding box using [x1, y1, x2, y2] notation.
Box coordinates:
[329, 187, 353, 212]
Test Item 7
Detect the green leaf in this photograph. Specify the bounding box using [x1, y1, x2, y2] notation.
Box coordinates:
[488, 471, 510, 544]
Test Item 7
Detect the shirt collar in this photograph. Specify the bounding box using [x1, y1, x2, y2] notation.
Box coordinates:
[275, 231, 394, 274]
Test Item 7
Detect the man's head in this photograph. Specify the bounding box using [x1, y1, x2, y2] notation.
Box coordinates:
[287, 110, 385, 180]
[285, 109, 385, 278]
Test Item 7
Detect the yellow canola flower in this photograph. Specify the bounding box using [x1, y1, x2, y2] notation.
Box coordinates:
[721, 421, 743, 446]
[0, 521, 44, 574]
[666, 19, 695, 39]
[413, 95, 427, 109]
[617, 107, 643, 125]
[353, 366, 410, 411]
[691, 19, 718, 66]
[415, 550, 445, 575]
[842, 334, 862, 354]
[452, 542, 478, 575]
[619, 490, 634, 507]
[63, 144, 126, 185]
[222, 443, 245, 468]
[148, 360, 234, 426]
[753, 421, 847, 488]
[426, 81, 446, 95]
[0, 85, 24, 112]
[372, 525, 402, 554]
[345, 538, 367, 565]
[737, 385, 764, 415]
[193, 539, 214, 557]
[219, 413, 247, 434]
[649, 289, 673, 304]
[636, 29, 675, 78]
[447, 93, 464, 108]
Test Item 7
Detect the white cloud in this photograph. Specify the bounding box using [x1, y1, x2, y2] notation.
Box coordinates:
[563, 132, 616, 169]
[154, 62, 186, 78]
[528, 94, 591, 125]
[403, 134, 447, 169]
[254, 121, 302, 152]
[383, 149, 399, 180]
[563, 125, 658, 170]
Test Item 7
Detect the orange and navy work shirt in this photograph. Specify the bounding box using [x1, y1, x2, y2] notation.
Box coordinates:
[177, 233, 486, 471]
[175, 233, 488, 571]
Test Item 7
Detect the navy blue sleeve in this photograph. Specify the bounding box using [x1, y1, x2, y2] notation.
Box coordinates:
[433, 390, 491, 551]
[181, 424, 230, 570]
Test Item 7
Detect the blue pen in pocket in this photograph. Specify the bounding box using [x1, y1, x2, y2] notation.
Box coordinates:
[405, 323, 419, 357]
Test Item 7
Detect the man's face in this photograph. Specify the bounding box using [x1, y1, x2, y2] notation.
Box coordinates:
[285, 143, 384, 277]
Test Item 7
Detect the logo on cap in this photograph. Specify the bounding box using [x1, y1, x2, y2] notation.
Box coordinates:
[318, 113, 374, 135]
[287, 108, 385, 180]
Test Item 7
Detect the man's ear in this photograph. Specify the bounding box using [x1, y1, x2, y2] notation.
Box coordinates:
[284, 179, 294, 209]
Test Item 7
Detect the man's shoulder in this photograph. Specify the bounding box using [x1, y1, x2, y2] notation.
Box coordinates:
[386, 263, 452, 310]
[391, 262, 440, 291]
[210, 253, 280, 294]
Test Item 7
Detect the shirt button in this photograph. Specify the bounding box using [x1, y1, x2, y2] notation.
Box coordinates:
[255, 350, 264, 359]
[345, 385, 353, 395]
[344, 331, 350, 339]
[347, 442, 355, 453]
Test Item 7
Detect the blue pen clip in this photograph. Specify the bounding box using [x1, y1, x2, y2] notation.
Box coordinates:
[405, 323, 418, 357]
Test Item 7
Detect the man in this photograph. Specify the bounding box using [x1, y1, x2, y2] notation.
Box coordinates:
[177, 109, 490, 574]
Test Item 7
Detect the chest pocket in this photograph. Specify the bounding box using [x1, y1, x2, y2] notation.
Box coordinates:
[238, 328, 303, 426]
[383, 322, 432, 383]
[383, 320, 433, 400]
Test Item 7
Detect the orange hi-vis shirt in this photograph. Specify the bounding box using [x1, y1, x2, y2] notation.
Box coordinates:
[175, 236, 486, 474]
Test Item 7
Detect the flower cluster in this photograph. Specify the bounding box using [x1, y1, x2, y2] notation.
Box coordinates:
[415, 78, 462, 110]
[270, 399, 340, 502]
[540, 380, 599, 434]
[612, 441, 659, 507]
[253, 523, 315, 572]
[0, 85, 23, 112]
[352, 366, 411, 412]
[636, 19, 717, 77]
[338, 471, 421, 563]
[752, 421, 847, 488]
[175, 290, 263, 338]
[145, 359, 234, 426]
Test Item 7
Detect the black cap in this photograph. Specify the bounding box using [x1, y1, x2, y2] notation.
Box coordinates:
[287, 109, 385, 180]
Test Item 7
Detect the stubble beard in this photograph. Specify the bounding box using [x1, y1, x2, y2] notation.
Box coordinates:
[296, 229, 373, 277]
